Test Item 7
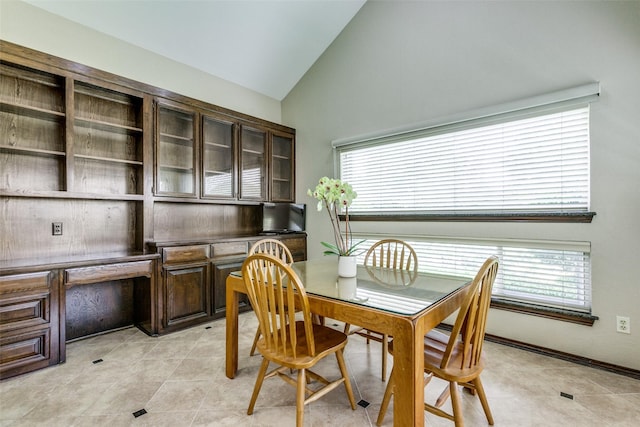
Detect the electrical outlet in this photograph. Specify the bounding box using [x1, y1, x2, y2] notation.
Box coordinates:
[52, 222, 63, 236]
[616, 316, 630, 334]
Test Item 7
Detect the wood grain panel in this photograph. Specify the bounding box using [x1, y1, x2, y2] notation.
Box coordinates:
[153, 202, 260, 241]
[0, 198, 140, 260]
[65, 279, 134, 340]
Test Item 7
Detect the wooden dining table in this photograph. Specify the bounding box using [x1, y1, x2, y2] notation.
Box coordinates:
[225, 257, 471, 427]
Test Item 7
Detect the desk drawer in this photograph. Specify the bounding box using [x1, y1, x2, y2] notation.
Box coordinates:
[0, 272, 51, 295]
[65, 261, 153, 286]
[162, 245, 210, 264]
[211, 242, 247, 258]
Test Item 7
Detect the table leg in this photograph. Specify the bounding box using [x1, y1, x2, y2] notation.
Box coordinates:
[392, 319, 425, 427]
[225, 286, 239, 379]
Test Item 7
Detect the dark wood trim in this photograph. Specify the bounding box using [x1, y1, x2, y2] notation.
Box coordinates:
[343, 211, 596, 223]
[436, 324, 640, 380]
[0, 40, 295, 135]
[490, 299, 598, 326]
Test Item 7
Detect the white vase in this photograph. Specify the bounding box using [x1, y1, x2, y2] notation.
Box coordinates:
[338, 255, 357, 278]
[337, 276, 357, 299]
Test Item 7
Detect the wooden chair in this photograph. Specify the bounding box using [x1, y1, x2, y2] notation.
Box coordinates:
[248, 239, 294, 356]
[344, 238, 418, 381]
[242, 253, 356, 427]
[376, 256, 499, 427]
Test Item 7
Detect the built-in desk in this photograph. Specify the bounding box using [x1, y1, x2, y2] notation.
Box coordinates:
[0, 252, 159, 380]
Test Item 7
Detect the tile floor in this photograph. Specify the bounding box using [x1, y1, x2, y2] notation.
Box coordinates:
[1, 312, 639, 426]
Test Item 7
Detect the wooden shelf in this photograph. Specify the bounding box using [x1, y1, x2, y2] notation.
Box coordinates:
[159, 133, 193, 145]
[0, 144, 65, 157]
[159, 164, 194, 173]
[0, 100, 65, 120]
[0, 188, 144, 201]
[74, 154, 143, 166]
[204, 169, 231, 175]
[75, 116, 143, 134]
[242, 148, 263, 155]
[204, 141, 231, 149]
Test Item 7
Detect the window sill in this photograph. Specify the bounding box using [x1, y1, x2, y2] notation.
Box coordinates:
[490, 299, 598, 326]
[343, 212, 596, 223]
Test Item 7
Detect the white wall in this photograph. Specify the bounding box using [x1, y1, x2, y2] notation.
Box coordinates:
[283, 1, 640, 370]
[0, 0, 282, 123]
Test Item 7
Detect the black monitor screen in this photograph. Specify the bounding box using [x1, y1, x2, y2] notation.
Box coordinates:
[262, 203, 306, 233]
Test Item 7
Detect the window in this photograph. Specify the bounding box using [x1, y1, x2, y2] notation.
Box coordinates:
[334, 84, 598, 219]
[334, 84, 599, 319]
[354, 235, 592, 314]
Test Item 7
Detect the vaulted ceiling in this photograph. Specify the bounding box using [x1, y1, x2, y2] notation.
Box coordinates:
[23, 0, 366, 100]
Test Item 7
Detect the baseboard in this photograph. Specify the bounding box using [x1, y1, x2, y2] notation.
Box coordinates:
[435, 324, 640, 381]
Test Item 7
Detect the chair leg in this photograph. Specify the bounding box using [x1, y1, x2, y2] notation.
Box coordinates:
[473, 377, 494, 425]
[249, 327, 260, 356]
[248, 358, 270, 415]
[381, 334, 388, 381]
[449, 382, 464, 427]
[335, 350, 357, 409]
[343, 323, 351, 334]
[376, 367, 394, 426]
[296, 368, 306, 427]
[435, 384, 451, 408]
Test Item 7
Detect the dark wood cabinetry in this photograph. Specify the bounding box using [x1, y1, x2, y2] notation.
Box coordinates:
[239, 125, 267, 200]
[0, 255, 157, 380]
[157, 245, 211, 333]
[202, 115, 236, 199]
[151, 234, 306, 334]
[0, 270, 60, 379]
[154, 101, 292, 203]
[1, 41, 301, 378]
[155, 102, 197, 197]
[270, 131, 295, 202]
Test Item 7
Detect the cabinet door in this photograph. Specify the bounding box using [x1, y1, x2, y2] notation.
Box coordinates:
[279, 235, 307, 262]
[202, 115, 236, 199]
[156, 103, 197, 197]
[163, 262, 210, 328]
[239, 126, 266, 200]
[270, 132, 295, 202]
[212, 259, 250, 319]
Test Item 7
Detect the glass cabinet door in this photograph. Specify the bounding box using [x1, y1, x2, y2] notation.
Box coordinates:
[270, 132, 295, 202]
[239, 126, 266, 200]
[156, 104, 196, 196]
[202, 115, 235, 199]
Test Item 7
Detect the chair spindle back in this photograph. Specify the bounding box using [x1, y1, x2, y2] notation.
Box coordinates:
[441, 256, 499, 370]
[242, 253, 314, 359]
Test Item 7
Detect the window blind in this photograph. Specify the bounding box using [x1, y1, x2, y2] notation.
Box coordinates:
[338, 106, 590, 214]
[353, 235, 592, 312]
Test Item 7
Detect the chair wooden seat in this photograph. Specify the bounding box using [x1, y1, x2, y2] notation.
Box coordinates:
[377, 256, 499, 427]
[256, 322, 348, 368]
[243, 253, 356, 427]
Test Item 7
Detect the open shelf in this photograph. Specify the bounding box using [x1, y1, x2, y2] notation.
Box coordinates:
[0, 144, 65, 157]
[0, 100, 65, 120]
[75, 116, 143, 134]
[74, 154, 143, 166]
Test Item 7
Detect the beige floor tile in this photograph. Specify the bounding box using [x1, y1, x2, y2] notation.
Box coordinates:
[2, 313, 639, 427]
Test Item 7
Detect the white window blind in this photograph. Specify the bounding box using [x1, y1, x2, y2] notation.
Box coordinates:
[337, 105, 592, 214]
[354, 235, 592, 312]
